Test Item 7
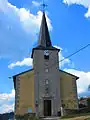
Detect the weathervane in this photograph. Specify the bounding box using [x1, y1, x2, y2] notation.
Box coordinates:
[41, 0, 47, 12]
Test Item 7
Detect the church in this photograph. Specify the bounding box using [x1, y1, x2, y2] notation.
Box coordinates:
[13, 12, 79, 117]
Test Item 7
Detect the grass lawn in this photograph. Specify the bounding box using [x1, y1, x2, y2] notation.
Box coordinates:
[60, 112, 90, 120]
[61, 116, 90, 120]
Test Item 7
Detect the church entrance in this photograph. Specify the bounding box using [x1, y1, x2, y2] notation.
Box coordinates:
[44, 100, 51, 116]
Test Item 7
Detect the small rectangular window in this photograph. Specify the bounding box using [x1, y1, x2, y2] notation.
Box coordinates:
[44, 55, 49, 60]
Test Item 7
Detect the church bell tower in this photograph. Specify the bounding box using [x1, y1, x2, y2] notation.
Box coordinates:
[31, 12, 61, 116]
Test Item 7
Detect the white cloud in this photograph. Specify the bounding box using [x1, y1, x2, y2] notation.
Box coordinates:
[0, 89, 15, 103]
[0, 0, 52, 32]
[8, 46, 74, 69]
[59, 50, 71, 68]
[0, 104, 14, 113]
[54, 45, 74, 68]
[32, 1, 41, 7]
[0, 0, 52, 60]
[85, 7, 90, 18]
[8, 57, 32, 69]
[78, 88, 85, 94]
[0, 90, 15, 113]
[63, 0, 90, 18]
[64, 68, 90, 95]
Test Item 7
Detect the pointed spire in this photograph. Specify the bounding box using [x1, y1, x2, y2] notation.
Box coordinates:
[31, 12, 60, 58]
[38, 12, 52, 47]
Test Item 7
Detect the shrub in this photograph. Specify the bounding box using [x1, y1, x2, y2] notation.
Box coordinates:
[87, 98, 90, 110]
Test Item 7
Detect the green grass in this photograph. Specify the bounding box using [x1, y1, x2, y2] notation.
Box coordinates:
[61, 112, 90, 119]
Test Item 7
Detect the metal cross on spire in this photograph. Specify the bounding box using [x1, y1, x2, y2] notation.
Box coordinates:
[41, 0, 47, 12]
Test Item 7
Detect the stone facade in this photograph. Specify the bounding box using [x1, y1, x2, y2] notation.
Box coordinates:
[33, 49, 61, 116]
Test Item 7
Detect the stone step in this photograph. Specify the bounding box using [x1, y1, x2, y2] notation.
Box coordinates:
[41, 117, 60, 120]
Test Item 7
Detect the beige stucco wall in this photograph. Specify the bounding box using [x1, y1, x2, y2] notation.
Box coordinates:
[15, 69, 78, 116]
[60, 71, 78, 109]
[15, 70, 35, 115]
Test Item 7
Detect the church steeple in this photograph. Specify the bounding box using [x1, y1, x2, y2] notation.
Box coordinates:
[38, 12, 52, 47]
[31, 12, 60, 58]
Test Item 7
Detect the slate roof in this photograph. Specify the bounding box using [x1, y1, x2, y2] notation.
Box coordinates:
[38, 12, 52, 47]
[31, 12, 60, 58]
